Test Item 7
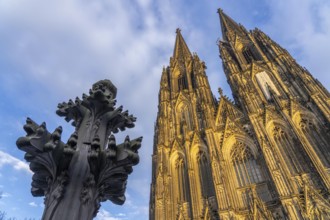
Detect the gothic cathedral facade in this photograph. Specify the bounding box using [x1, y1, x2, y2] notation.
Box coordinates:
[149, 9, 330, 220]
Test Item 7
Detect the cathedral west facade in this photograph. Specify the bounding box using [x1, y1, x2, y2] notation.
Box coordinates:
[149, 9, 330, 220]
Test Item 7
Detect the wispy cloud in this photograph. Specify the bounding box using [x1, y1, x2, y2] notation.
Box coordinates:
[28, 202, 38, 207]
[264, 0, 330, 88]
[1, 192, 11, 198]
[96, 209, 123, 220]
[0, 151, 31, 174]
[0, 1, 183, 219]
[0, 0, 184, 173]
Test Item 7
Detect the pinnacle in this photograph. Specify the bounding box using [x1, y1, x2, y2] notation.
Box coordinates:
[173, 28, 192, 61]
[218, 8, 248, 41]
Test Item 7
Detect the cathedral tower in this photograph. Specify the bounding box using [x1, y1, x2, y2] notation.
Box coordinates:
[149, 28, 219, 220]
[150, 10, 330, 220]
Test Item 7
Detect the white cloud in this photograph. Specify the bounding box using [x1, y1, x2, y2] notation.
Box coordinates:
[0, 151, 31, 174]
[265, 0, 330, 89]
[0, 0, 185, 175]
[0, 1, 183, 219]
[0, 0, 179, 99]
[28, 202, 38, 207]
[1, 192, 11, 198]
[96, 209, 122, 220]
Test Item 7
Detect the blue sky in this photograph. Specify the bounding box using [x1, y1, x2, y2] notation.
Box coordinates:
[0, 0, 329, 219]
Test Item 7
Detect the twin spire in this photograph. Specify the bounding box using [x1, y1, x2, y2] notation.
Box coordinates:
[172, 9, 245, 60]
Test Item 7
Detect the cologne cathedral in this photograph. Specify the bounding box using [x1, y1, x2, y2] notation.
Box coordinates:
[149, 9, 330, 220]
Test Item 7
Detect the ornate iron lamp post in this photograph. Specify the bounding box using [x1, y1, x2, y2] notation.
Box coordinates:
[16, 80, 142, 220]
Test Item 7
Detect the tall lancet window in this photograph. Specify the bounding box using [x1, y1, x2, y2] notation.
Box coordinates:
[180, 106, 192, 131]
[242, 46, 262, 64]
[197, 151, 214, 197]
[242, 47, 255, 64]
[299, 118, 330, 167]
[178, 73, 188, 91]
[190, 71, 197, 89]
[255, 71, 281, 100]
[231, 142, 263, 187]
[174, 157, 189, 202]
[272, 126, 309, 174]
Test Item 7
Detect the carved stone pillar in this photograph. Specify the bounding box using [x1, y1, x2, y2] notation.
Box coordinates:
[16, 80, 142, 220]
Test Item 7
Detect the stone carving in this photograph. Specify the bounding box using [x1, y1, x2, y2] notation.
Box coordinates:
[17, 79, 142, 220]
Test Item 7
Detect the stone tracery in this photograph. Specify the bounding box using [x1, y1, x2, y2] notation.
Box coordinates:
[150, 9, 330, 220]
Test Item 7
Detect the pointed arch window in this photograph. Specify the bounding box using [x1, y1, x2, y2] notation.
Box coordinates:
[180, 106, 193, 131]
[178, 74, 188, 91]
[242, 46, 261, 64]
[190, 71, 196, 89]
[255, 71, 281, 100]
[231, 142, 263, 187]
[197, 151, 214, 197]
[272, 126, 309, 174]
[299, 118, 330, 167]
[173, 156, 189, 202]
[196, 105, 205, 130]
[242, 47, 254, 64]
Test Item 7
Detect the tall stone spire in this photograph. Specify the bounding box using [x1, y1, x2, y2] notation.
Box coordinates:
[150, 29, 218, 220]
[173, 28, 192, 62]
[218, 8, 248, 42]
[217, 8, 330, 220]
